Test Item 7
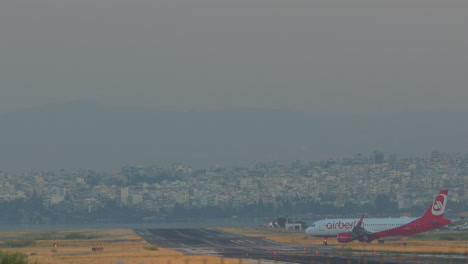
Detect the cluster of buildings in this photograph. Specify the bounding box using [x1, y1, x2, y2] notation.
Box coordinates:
[0, 151, 466, 224]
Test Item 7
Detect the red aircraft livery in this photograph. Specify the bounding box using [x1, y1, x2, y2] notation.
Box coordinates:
[305, 190, 451, 245]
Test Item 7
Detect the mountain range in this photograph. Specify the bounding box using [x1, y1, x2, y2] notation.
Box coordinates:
[0, 100, 467, 172]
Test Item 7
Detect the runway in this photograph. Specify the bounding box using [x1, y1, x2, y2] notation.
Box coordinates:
[134, 228, 466, 264]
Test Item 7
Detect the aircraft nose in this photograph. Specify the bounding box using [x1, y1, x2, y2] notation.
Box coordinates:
[305, 226, 313, 235]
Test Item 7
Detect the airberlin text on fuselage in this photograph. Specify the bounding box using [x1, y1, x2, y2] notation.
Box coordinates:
[325, 220, 357, 230]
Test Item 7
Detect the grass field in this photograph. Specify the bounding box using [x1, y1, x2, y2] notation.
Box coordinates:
[0, 229, 246, 264]
[0, 227, 467, 264]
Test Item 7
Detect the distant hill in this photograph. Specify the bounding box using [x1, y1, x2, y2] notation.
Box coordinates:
[0, 100, 467, 171]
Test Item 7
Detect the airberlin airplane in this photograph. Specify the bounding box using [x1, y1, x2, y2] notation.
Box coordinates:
[305, 190, 451, 245]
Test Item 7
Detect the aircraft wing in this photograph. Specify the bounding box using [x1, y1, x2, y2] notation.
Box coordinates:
[352, 224, 374, 236]
[351, 215, 375, 241]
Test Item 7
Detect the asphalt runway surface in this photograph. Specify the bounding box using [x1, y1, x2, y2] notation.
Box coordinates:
[134, 228, 467, 264]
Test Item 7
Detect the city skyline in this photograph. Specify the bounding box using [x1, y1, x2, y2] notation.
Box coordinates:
[0, 151, 466, 225]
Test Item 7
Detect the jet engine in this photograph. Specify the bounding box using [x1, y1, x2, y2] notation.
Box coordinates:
[337, 233, 353, 243]
[358, 236, 368, 242]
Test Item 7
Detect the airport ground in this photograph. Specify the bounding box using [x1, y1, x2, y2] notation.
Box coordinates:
[0, 227, 466, 264]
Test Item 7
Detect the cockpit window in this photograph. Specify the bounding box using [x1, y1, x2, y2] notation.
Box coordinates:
[312, 224, 315, 227]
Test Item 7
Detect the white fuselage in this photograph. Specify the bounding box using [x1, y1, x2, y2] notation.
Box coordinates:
[305, 217, 417, 237]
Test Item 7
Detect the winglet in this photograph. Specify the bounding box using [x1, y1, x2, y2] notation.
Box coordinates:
[357, 215, 365, 226]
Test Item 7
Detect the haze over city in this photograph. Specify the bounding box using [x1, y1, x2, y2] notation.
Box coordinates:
[1, 0, 467, 171]
[1, 5, 468, 264]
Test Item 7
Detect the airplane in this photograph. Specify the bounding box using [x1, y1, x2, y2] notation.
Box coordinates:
[305, 190, 451, 245]
[447, 222, 468, 231]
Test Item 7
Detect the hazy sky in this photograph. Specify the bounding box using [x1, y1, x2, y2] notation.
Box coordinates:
[1, 0, 467, 115]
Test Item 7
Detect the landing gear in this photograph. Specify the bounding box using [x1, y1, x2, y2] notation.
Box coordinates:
[378, 239, 384, 244]
[322, 239, 328, 246]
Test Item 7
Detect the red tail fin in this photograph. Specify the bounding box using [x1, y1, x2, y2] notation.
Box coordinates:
[420, 190, 449, 221]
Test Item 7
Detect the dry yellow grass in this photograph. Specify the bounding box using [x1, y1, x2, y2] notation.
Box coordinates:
[0, 228, 248, 264]
[338, 238, 468, 255]
[1, 227, 467, 264]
